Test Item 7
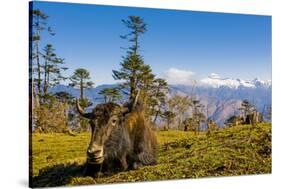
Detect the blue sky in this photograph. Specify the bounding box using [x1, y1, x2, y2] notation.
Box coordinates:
[31, 1, 272, 86]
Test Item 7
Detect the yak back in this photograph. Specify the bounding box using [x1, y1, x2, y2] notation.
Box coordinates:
[124, 110, 157, 160]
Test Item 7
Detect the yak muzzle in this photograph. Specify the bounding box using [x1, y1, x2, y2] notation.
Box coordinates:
[87, 144, 104, 164]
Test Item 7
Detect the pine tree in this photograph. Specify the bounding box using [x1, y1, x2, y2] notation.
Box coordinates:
[98, 87, 122, 103]
[138, 64, 155, 114]
[191, 99, 206, 133]
[169, 95, 191, 130]
[149, 78, 169, 123]
[239, 100, 255, 120]
[41, 44, 67, 98]
[113, 16, 147, 101]
[69, 68, 94, 100]
[161, 110, 176, 131]
[72, 79, 93, 132]
[120, 16, 147, 54]
[113, 16, 169, 122]
[54, 91, 74, 104]
[31, 9, 55, 103]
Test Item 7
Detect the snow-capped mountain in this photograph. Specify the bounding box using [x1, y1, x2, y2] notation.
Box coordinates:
[200, 73, 271, 89]
[170, 80, 271, 126]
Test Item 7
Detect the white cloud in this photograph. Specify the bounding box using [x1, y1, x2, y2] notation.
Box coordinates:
[209, 73, 221, 79]
[162, 68, 195, 85]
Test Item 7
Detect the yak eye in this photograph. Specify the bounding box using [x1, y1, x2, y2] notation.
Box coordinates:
[112, 119, 117, 125]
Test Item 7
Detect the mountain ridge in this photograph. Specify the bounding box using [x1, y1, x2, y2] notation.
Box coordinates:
[49, 78, 271, 127]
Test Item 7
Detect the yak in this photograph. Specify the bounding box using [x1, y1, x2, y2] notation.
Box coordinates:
[225, 115, 244, 127]
[76, 93, 157, 176]
[245, 111, 263, 126]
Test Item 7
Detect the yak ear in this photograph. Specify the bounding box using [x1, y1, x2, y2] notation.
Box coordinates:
[76, 98, 94, 119]
[121, 107, 130, 115]
[121, 102, 130, 115]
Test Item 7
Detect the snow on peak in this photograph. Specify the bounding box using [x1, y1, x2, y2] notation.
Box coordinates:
[200, 74, 270, 89]
[252, 77, 271, 87]
[201, 75, 241, 88]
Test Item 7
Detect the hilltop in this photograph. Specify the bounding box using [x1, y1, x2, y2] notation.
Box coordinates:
[31, 123, 271, 187]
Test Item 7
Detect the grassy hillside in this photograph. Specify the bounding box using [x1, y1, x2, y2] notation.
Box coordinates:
[31, 123, 271, 187]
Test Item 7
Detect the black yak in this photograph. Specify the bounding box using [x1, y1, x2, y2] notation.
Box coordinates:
[76, 93, 157, 175]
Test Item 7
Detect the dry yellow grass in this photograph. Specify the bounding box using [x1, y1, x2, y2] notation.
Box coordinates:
[31, 123, 271, 187]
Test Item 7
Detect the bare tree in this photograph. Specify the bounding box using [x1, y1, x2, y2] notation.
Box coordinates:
[168, 95, 191, 130]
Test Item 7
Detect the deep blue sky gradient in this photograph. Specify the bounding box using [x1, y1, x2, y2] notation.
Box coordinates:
[32, 1, 272, 85]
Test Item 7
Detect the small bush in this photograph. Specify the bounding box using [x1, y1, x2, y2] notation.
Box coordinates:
[34, 100, 69, 133]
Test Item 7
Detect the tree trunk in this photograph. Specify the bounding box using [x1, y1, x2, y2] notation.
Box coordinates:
[36, 42, 41, 101]
[167, 119, 170, 131]
[35, 16, 42, 104]
[43, 60, 48, 97]
[153, 108, 159, 124]
[80, 79, 84, 100]
[130, 75, 136, 101]
[47, 71, 50, 92]
[178, 116, 182, 130]
[134, 33, 138, 54]
[31, 53, 36, 107]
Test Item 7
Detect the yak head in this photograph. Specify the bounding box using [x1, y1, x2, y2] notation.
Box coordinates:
[76, 92, 139, 164]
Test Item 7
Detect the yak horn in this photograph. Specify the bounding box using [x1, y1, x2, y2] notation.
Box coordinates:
[76, 99, 93, 119]
[121, 90, 141, 114]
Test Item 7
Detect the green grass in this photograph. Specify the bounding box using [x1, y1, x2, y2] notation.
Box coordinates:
[31, 123, 271, 187]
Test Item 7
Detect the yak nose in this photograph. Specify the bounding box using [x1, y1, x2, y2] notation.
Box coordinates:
[87, 144, 103, 158]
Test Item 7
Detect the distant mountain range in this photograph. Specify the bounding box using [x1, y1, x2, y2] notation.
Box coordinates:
[50, 77, 271, 127]
[170, 76, 271, 125]
[200, 73, 271, 89]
